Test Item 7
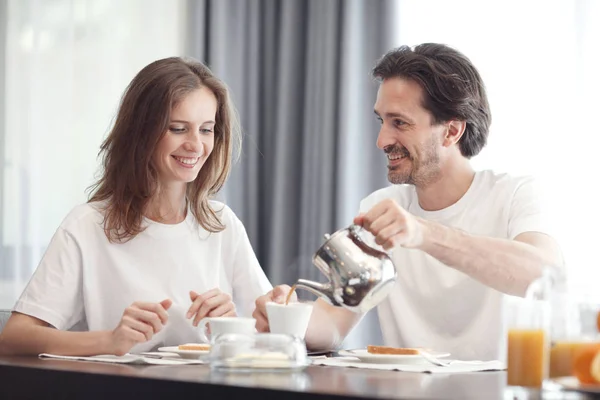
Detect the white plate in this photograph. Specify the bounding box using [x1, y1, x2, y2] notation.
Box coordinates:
[158, 346, 210, 360]
[551, 376, 600, 394]
[338, 349, 451, 365]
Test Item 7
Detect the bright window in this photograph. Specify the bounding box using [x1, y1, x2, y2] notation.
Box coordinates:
[1, 0, 187, 308]
[394, 0, 600, 298]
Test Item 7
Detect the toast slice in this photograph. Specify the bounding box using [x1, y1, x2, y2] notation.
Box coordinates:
[366, 345, 420, 355]
[178, 343, 211, 351]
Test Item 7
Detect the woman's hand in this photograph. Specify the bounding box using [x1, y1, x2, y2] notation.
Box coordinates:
[109, 299, 172, 356]
[186, 288, 236, 326]
[252, 285, 296, 332]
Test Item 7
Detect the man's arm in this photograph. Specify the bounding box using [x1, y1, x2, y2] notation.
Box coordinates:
[417, 221, 563, 296]
[355, 198, 563, 297]
[253, 286, 361, 351]
[303, 299, 362, 351]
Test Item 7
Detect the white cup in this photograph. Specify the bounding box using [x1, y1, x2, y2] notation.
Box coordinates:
[197, 317, 256, 343]
[266, 302, 314, 339]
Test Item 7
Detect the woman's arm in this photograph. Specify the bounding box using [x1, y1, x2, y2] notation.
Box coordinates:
[0, 300, 172, 356]
[0, 313, 112, 356]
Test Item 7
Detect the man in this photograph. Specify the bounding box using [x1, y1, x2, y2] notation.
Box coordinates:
[253, 43, 563, 361]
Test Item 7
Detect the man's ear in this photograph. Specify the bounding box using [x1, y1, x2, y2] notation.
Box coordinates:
[443, 120, 467, 147]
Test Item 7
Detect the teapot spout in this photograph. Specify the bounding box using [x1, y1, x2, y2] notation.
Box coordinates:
[295, 279, 340, 306]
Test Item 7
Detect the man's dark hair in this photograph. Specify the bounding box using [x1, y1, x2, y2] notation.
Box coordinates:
[372, 43, 491, 158]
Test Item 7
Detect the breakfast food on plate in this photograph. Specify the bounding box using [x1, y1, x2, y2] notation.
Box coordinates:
[367, 345, 421, 355]
[178, 343, 211, 351]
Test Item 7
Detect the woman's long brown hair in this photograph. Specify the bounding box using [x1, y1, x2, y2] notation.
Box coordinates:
[87, 57, 240, 242]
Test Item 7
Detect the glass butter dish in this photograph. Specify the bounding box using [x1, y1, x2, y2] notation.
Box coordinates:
[209, 333, 310, 372]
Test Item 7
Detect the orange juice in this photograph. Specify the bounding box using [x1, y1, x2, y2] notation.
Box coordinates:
[507, 329, 548, 387]
[550, 340, 600, 378]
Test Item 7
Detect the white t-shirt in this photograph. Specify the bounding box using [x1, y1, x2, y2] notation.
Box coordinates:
[360, 170, 551, 362]
[13, 200, 272, 352]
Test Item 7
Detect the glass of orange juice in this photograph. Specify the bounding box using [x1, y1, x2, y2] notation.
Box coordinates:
[549, 291, 600, 378]
[505, 294, 551, 389]
[550, 339, 600, 378]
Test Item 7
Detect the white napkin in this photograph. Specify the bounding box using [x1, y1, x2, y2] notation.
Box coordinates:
[311, 356, 505, 373]
[39, 353, 206, 365]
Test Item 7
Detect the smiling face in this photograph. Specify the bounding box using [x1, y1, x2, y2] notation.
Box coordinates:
[153, 86, 218, 188]
[374, 77, 448, 187]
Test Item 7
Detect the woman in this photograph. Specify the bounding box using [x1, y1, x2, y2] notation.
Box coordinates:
[0, 57, 272, 356]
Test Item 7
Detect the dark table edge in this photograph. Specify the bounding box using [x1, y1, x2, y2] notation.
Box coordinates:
[0, 362, 384, 400]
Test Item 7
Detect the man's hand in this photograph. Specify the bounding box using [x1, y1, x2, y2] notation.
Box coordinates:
[109, 299, 172, 356]
[354, 198, 424, 250]
[186, 289, 236, 327]
[252, 285, 297, 332]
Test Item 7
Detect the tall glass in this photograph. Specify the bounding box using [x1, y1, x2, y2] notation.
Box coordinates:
[549, 290, 600, 378]
[506, 294, 551, 388]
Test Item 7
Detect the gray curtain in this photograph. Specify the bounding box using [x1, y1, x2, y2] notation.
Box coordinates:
[186, 0, 395, 347]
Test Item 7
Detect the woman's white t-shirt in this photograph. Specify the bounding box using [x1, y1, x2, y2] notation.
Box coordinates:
[13, 200, 272, 352]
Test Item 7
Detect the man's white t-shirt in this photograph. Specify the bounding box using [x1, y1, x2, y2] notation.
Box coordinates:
[359, 170, 551, 362]
[13, 200, 272, 352]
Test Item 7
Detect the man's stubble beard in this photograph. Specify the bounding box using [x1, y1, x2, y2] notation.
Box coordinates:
[387, 137, 442, 186]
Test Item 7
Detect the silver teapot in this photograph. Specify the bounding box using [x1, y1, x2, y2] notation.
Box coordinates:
[295, 225, 397, 313]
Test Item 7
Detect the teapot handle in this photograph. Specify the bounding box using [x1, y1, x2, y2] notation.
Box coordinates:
[348, 223, 394, 255]
[324, 224, 362, 241]
[347, 224, 370, 246]
[348, 223, 363, 236]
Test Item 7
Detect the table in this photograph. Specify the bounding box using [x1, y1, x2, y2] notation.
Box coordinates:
[0, 355, 592, 400]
